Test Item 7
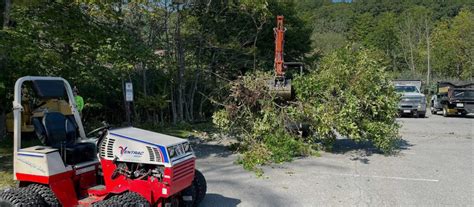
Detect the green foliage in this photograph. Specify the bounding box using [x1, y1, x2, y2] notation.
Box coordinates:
[212, 72, 315, 172]
[431, 9, 474, 79]
[293, 47, 400, 152]
[214, 47, 400, 173]
[297, 1, 473, 80]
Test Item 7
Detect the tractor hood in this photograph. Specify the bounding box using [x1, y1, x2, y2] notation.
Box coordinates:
[100, 127, 194, 167]
[109, 127, 188, 147]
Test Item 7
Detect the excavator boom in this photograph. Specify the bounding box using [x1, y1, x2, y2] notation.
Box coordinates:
[268, 15, 292, 99]
[274, 15, 285, 78]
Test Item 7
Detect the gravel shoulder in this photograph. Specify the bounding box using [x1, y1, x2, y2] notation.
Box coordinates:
[196, 114, 474, 207]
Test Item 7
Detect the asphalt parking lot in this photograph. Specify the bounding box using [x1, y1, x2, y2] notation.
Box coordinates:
[195, 114, 473, 206]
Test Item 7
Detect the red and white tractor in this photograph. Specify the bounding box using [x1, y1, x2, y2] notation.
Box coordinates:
[0, 76, 207, 206]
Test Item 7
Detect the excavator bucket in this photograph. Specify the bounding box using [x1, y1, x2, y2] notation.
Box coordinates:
[268, 77, 292, 100]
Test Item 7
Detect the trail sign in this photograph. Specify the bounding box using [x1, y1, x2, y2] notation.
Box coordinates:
[125, 82, 133, 102]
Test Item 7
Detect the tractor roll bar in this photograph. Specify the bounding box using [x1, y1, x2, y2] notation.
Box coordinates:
[12, 76, 87, 156]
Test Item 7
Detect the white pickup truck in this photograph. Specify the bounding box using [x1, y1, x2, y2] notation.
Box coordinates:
[393, 80, 427, 118]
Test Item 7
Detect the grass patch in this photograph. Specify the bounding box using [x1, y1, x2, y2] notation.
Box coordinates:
[0, 138, 13, 155]
[0, 137, 14, 188]
[0, 171, 15, 188]
[0, 134, 42, 188]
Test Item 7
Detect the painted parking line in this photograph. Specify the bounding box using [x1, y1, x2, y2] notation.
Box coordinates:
[317, 172, 439, 182]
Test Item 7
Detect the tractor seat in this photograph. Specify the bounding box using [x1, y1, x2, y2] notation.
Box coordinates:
[32, 112, 96, 165]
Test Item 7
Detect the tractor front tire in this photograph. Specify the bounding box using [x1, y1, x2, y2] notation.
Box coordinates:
[193, 169, 207, 206]
[180, 185, 196, 207]
[0, 188, 46, 207]
[26, 184, 60, 207]
[93, 192, 150, 207]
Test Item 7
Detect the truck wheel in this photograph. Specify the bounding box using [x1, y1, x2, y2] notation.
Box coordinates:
[0, 188, 46, 206]
[93, 192, 150, 207]
[26, 184, 60, 207]
[193, 169, 207, 205]
[443, 107, 449, 117]
[418, 113, 426, 118]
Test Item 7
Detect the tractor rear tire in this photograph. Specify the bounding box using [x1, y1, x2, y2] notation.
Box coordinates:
[25, 184, 60, 207]
[193, 169, 207, 206]
[93, 192, 150, 207]
[0, 188, 46, 207]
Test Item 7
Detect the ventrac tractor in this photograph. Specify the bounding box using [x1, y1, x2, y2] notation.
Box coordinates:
[0, 76, 207, 206]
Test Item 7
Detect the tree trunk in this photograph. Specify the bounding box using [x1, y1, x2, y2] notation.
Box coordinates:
[457, 63, 461, 78]
[0, 108, 5, 140]
[188, 39, 204, 122]
[198, 95, 205, 121]
[392, 50, 397, 70]
[160, 109, 164, 126]
[2, 0, 11, 29]
[408, 34, 416, 72]
[184, 96, 190, 122]
[425, 17, 431, 89]
[175, 7, 185, 123]
[170, 85, 177, 125]
[188, 67, 200, 122]
[142, 62, 147, 97]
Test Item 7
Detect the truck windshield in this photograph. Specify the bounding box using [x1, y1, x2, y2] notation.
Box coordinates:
[453, 90, 474, 99]
[395, 85, 419, 93]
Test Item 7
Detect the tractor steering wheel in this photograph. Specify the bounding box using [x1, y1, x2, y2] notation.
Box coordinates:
[87, 121, 111, 138]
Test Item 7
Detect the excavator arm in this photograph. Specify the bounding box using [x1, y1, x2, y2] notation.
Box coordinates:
[268, 15, 292, 99]
[274, 15, 286, 78]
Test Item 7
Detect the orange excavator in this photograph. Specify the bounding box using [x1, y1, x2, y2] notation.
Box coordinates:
[268, 15, 303, 99]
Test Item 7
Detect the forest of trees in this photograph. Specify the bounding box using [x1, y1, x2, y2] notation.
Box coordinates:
[0, 0, 473, 139]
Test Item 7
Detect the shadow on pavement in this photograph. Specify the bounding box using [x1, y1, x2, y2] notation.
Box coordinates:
[396, 138, 414, 151]
[331, 138, 414, 164]
[444, 114, 474, 119]
[193, 143, 233, 159]
[200, 193, 241, 207]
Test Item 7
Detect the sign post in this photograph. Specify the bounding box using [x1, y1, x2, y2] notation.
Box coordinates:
[123, 81, 133, 126]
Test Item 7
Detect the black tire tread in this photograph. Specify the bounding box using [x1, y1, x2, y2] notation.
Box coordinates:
[193, 169, 207, 205]
[93, 192, 150, 207]
[26, 184, 60, 207]
[0, 187, 46, 207]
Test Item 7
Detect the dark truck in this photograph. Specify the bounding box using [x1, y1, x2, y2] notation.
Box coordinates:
[430, 82, 474, 117]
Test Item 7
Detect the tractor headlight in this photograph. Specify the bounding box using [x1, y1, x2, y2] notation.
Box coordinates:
[183, 142, 191, 152]
[167, 147, 176, 158]
[456, 103, 464, 107]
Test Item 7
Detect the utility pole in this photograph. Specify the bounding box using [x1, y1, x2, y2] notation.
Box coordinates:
[174, 0, 185, 122]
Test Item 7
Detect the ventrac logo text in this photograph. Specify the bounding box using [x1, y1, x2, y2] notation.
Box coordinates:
[119, 146, 144, 157]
